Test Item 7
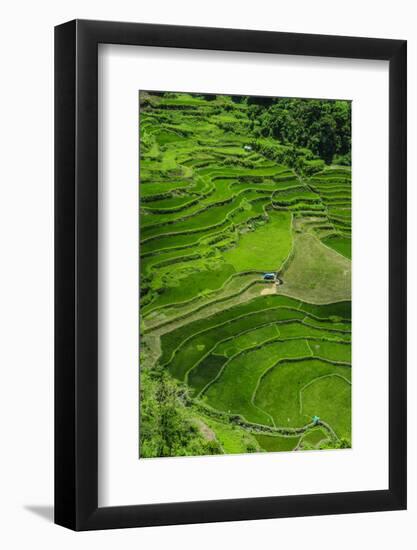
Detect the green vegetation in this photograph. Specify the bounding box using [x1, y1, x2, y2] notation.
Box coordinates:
[299, 428, 329, 449]
[139, 368, 222, 458]
[203, 416, 261, 454]
[204, 339, 312, 426]
[139, 91, 351, 458]
[301, 375, 351, 439]
[278, 233, 351, 304]
[255, 433, 300, 452]
[246, 97, 351, 164]
[254, 359, 351, 429]
[223, 210, 293, 271]
[322, 235, 352, 259]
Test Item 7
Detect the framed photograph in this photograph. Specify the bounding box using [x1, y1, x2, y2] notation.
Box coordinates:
[55, 19, 406, 530]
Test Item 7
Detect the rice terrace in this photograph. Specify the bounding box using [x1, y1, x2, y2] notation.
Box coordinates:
[139, 91, 352, 458]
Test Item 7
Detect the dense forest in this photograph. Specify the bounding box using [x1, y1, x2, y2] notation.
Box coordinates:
[246, 96, 351, 165]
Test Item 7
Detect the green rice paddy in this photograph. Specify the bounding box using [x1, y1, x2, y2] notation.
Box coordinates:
[139, 91, 352, 457]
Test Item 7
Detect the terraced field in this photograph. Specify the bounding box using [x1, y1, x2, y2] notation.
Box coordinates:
[139, 91, 352, 458]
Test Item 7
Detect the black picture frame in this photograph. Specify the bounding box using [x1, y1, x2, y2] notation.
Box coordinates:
[55, 19, 407, 531]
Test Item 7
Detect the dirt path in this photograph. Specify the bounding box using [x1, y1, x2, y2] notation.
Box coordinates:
[260, 286, 277, 296]
[195, 419, 217, 441]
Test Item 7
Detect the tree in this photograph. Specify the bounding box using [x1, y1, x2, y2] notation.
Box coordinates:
[140, 367, 222, 458]
[246, 97, 351, 165]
